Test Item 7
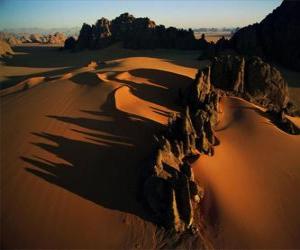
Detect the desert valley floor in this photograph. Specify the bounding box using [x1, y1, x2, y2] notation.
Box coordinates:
[1, 44, 300, 248]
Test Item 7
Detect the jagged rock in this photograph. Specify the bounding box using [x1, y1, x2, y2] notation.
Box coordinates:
[198, 34, 210, 50]
[20, 34, 32, 43]
[211, 55, 245, 93]
[76, 23, 92, 50]
[231, 23, 264, 57]
[208, 55, 299, 134]
[200, 1, 300, 71]
[64, 13, 202, 51]
[47, 32, 66, 44]
[111, 12, 135, 41]
[0, 40, 14, 58]
[89, 18, 112, 49]
[142, 64, 221, 232]
[210, 55, 289, 112]
[266, 109, 300, 135]
[6, 36, 22, 46]
[174, 173, 193, 228]
[64, 36, 76, 50]
[29, 33, 43, 43]
[245, 57, 289, 111]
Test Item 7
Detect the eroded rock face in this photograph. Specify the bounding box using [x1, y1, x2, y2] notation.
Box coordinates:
[245, 57, 289, 110]
[76, 23, 92, 50]
[200, 0, 300, 71]
[65, 13, 200, 50]
[211, 55, 289, 112]
[89, 18, 112, 49]
[47, 32, 67, 44]
[209, 55, 299, 134]
[211, 56, 245, 93]
[142, 66, 220, 232]
[0, 40, 14, 58]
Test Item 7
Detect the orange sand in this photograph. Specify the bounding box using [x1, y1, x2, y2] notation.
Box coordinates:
[1, 44, 300, 249]
[194, 97, 300, 248]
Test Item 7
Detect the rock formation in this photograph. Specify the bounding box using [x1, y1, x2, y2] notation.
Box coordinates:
[200, 0, 300, 71]
[209, 55, 299, 134]
[0, 40, 14, 58]
[210, 55, 289, 112]
[142, 66, 220, 232]
[64, 36, 76, 50]
[0, 33, 22, 47]
[232, 0, 300, 71]
[65, 13, 201, 51]
[47, 32, 67, 44]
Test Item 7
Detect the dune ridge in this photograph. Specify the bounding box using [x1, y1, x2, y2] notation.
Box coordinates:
[1, 45, 300, 248]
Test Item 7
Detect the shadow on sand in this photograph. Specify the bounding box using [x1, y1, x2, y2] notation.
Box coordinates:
[20, 68, 194, 223]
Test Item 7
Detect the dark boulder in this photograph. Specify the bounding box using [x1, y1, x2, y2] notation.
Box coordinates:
[63, 36, 76, 50]
[245, 57, 289, 110]
[89, 18, 113, 49]
[76, 23, 92, 50]
[211, 55, 245, 93]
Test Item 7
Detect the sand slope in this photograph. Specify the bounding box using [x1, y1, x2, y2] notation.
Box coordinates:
[1, 45, 300, 249]
[1, 51, 198, 248]
[194, 97, 300, 248]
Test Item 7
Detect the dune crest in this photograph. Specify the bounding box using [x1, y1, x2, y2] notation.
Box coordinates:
[115, 85, 174, 124]
[194, 97, 300, 248]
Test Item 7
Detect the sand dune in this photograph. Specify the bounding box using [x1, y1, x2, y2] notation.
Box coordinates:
[0, 50, 198, 248]
[1, 45, 300, 248]
[194, 97, 300, 248]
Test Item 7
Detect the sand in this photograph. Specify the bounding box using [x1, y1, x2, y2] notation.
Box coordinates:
[1, 44, 300, 249]
[194, 97, 300, 248]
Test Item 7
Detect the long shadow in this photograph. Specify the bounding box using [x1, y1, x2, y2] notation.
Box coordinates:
[0, 66, 79, 90]
[110, 68, 193, 111]
[3, 45, 201, 69]
[22, 87, 163, 222]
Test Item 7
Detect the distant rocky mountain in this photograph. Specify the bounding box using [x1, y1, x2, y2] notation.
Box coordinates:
[65, 13, 208, 51]
[0, 32, 68, 46]
[200, 0, 300, 71]
[231, 0, 300, 71]
[193, 27, 238, 33]
[1, 27, 80, 36]
[0, 40, 14, 58]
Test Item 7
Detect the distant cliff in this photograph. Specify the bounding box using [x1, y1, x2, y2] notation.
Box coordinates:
[201, 0, 300, 71]
[64, 13, 206, 51]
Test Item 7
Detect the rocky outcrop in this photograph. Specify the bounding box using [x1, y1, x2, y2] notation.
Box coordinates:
[211, 56, 245, 93]
[0, 33, 22, 46]
[0, 40, 14, 58]
[210, 55, 289, 112]
[65, 13, 201, 51]
[29, 33, 44, 43]
[75, 23, 92, 49]
[64, 36, 76, 50]
[234, 0, 300, 71]
[244, 57, 289, 111]
[266, 109, 300, 135]
[47, 32, 67, 44]
[200, 0, 300, 71]
[89, 18, 113, 49]
[142, 66, 220, 232]
[209, 55, 299, 134]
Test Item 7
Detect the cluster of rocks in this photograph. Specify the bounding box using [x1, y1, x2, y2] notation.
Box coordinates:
[0, 40, 14, 58]
[0, 32, 22, 46]
[0, 32, 67, 46]
[142, 66, 220, 232]
[64, 13, 206, 51]
[199, 0, 300, 71]
[22, 32, 67, 44]
[209, 55, 299, 134]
